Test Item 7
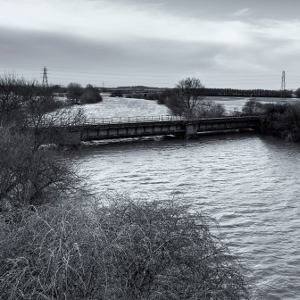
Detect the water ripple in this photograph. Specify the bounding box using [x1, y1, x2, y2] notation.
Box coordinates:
[74, 133, 300, 299]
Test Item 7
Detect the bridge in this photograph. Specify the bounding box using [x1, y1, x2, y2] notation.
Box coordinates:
[38, 115, 261, 145]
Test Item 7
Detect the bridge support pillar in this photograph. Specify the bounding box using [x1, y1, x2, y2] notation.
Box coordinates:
[59, 131, 81, 145]
[184, 124, 198, 139]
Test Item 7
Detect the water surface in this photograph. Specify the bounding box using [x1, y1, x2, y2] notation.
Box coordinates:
[72, 97, 300, 299]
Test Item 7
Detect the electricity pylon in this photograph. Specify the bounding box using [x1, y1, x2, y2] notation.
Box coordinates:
[42, 66, 48, 87]
[281, 70, 286, 100]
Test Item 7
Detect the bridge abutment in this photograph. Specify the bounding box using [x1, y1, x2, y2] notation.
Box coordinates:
[60, 131, 81, 145]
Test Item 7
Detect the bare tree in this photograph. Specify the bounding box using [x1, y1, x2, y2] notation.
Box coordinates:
[165, 78, 226, 118]
[0, 73, 85, 211]
[0, 73, 36, 126]
[165, 77, 206, 118]
[22, 84, 86, 148]
[0, 126, 79, 212]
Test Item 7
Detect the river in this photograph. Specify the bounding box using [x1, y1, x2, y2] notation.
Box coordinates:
[72, 95, 300, 299]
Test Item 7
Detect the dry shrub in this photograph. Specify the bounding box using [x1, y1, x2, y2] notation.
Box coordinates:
[0, 196, 249, 300]
[0, 127, 79, 212]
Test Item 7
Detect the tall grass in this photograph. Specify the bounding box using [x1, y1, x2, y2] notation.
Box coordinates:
[0, 195, 249, 299]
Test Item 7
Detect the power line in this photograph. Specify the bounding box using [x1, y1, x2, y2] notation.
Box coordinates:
[4, 68, 300, 89]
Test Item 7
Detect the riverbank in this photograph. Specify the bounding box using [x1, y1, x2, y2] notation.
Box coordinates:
[260, 101, 300, 142]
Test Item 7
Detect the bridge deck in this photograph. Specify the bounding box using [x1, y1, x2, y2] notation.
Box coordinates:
[80, 115, 259, 126]
[37, 115, 261, 144]
[76, 115, 260, 142]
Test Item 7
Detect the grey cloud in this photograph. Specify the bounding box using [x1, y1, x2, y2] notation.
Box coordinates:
[96, 0, 300, 20]
[1, 25, 299, 89]
[0, 27, 226, 86]
[231, 8, 252, 17]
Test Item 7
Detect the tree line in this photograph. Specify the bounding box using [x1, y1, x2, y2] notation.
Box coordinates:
[113, 87, 299, 102]
[196, 87, 295, 98]
[52, 83, 103, 104]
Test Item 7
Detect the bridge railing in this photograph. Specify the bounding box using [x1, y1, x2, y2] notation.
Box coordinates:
[82, 115, 187, 125]
[80, 115, 260, 126]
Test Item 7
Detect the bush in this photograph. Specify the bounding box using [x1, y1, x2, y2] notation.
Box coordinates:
[66, 83, 83, 104]
[241, 98, 264, 115]
[0, 73, 59, 127]
[110, 90, 123, 97]
[81, 85, 102, 104]
[0, 126, 79, 212]
[260, 102, 300, 142]
[0, 196, 249, 300]
[194, 100, 226, 118]
[145, 93, 157, 100]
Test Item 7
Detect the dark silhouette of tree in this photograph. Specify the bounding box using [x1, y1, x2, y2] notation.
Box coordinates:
[110, 90, 124, 97]
[66, 82, 83, 103]
[51, 84, 67, 95]
[81, 84, 103, 104]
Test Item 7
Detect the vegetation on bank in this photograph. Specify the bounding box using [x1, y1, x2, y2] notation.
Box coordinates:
[162, 78, 226, 118]
[260, 101, 300, 142]
[0, 126, 79, 210]
[0, 73, 86, 210]
[110, 89, 124, 97]
[240, 98, 300, 142]
[66, 83, 102, 104]
[0, 73, 250, 299]
[0, 196, 249, 300]
[108, 85, 300, 102]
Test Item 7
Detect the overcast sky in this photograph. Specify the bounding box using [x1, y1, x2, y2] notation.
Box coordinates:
[1, 0, 300, 89]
